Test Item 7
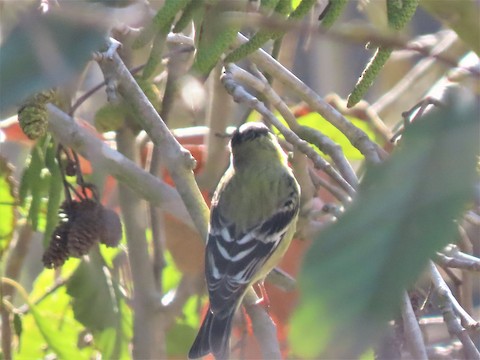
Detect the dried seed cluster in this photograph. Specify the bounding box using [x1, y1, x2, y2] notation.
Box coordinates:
[42, 199, 122, 269]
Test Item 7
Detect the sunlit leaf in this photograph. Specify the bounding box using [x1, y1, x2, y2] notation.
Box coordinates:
[163, 251, 183, 292]
[295, 111, 381, 160]
[290, 97, 479, 358]
[17, 269, 91, 360]
[66, 251, 131, 359]
[167, 323, 197, 357]
[247, 107, 380, 160]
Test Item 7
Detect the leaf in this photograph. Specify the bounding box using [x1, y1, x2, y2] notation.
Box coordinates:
[67, 254, 121, 331]
[0, 157, 16, 257]
[166, 323, 197, 357]
[14, 266, 90, 360]
[296, 111, 381, 160]
[289, 96, 479, 358]
[66, 251, 131, 359]
[0, 6, 107, 114]
[247, 108, 380, 160]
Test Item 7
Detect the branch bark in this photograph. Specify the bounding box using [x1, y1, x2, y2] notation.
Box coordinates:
[46, 104, 195, 229]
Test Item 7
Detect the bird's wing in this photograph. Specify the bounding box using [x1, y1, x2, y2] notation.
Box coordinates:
[205, 195, 299, 316]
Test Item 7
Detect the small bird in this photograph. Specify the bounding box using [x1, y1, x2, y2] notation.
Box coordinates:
[188, 122, 300, 360]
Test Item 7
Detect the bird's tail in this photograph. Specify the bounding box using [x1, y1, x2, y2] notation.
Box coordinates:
[188, 307, 234, 360]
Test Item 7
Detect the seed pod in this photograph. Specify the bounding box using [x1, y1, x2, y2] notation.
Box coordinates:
[67, 199, 103, 257]
[99, 208, 123, 248]
[42, 222, 70, 269]
[17, 90, 57, 140]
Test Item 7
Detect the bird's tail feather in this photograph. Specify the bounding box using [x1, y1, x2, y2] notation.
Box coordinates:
[188, 307, 234, 360]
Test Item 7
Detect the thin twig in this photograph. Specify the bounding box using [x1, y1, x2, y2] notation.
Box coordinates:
[372, 30, 467, 123]
[231, 64, 358, 189]
[231, 15, 479, 76]
[69, 43, 194, 116]
[96, 48, 210, 240]
[196, 63, 232, 193]
[401, 291, 428, 360]
[428, 261, 480, 360]
[435, 244, 480, 272]
[222, 66, 356, 197]
[238, 33, 386, 163]
[308, 167, 351, 205]
[116, 127, 159, 359]
[46, 104, 195, 228]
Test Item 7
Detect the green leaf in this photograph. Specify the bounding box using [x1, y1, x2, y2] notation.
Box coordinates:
[66, 251, 131, 359]
[247, 108, 381, 160]
[166, 323, 197, 357]
[67, 254, 121, 331]
[163, 251, 182, 292]
[0, 6, 106, 114]
[290, 97, 479, 358]
[17, 265, 91, 360]
[296, 111, 381, 160]
[0, 157, 16, 257]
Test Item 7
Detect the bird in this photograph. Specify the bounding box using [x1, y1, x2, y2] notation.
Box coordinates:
[188, 122, 300, 360]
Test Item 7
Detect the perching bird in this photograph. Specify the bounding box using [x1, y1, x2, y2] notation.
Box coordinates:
[188, 122, 300, 360]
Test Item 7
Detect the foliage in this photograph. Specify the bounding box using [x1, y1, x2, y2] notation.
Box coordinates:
[290, 98, 479, 358]
[0, 0, 479, 359]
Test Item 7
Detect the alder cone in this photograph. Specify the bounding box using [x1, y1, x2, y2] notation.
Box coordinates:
[42, 223, 70, 269]
[99, 208, 123, 247]
[66, 199, 103, 257]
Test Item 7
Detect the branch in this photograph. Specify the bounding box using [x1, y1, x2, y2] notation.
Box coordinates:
[116, 127, 160, 359]
[243, 291, 282, 359]
[46, 104, 195, 229]
[222, 66, 356, 197]
[232, 15, 479, 76]
[372, 30, 467, 124]
[229, 64, 358, 189]
[196, 63, 232, 193]
[236, 33, 388, 164]
[435, 244, 480, 272]
[428, 261, 480, 359]
[1, 223, 33, 359]
[308, 167, 352, 205]
[401, 291, 428, 360]
[96, 49, 210, 240]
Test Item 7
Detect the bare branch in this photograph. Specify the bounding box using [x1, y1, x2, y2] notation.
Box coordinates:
[229, 64, 358, 189]
[116, 127, 160, 359]
[401, 291, 428, 360]
[96, 48, 210, 240]
[435, 244, 480, 272]
[243, 291, 282, 360]
[428, 262, 480, 359]
[222, 66, 356, 197]
[46, 104, 195, 229]
[237, 32, 388, 163]
[196, 63, 232, 193]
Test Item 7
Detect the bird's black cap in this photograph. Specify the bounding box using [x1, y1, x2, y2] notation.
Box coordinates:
[230, 122, 270, 148]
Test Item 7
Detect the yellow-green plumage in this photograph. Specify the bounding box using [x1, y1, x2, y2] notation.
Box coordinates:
[189, 122, 300, 360]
